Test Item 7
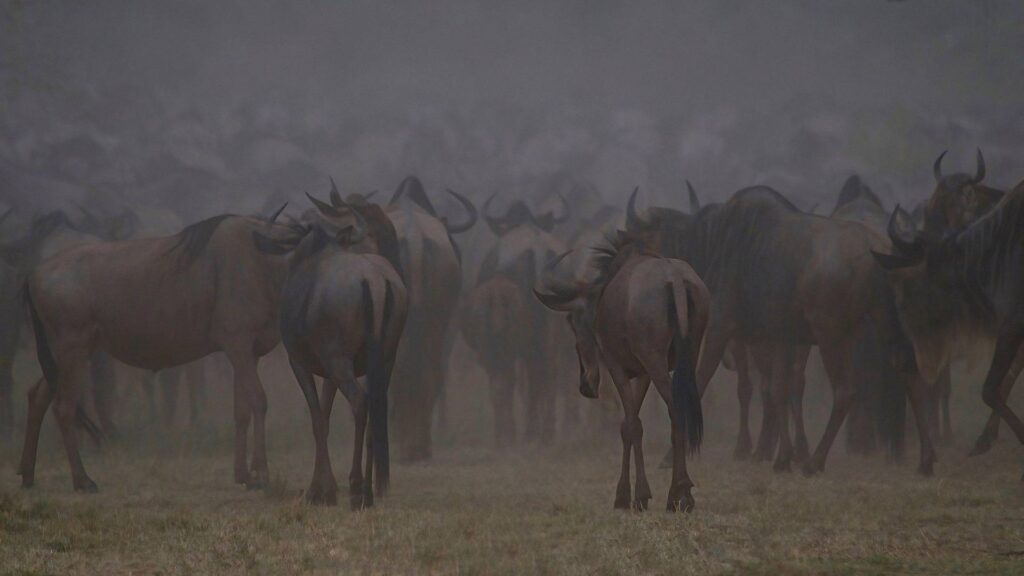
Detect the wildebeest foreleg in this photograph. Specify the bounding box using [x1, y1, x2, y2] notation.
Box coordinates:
[802, 342, 853, 476]
[905, 372, 937, 476]
[19, 377, 52, 488]
[231, 377, 252, 485]
[289, 360, 337, 505]
[733, 343, 754, 460]
[980, 333, 1024, 479]
[51, 350, 98, 492]
[971, 345, 1024, 456]
[226, 350, 269, 489]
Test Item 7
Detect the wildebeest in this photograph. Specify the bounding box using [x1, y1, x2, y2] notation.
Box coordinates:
[535, 235, 709, 511]
[268, 195, 408, 508]
[464, 195, 568, 444]
[873, 181, 1024, 479]
[636, 186, 931, 475]
[383, 176, 476, 462]
[20, 203, 302, 491]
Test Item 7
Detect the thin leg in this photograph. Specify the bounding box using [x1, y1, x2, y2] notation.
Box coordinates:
[771, 345, 795, 473]
[226, 349, 268, 488]
[905, 372, 938, 476]
[289, 358, 337, 505]
[733, 343, 754, 460]
[981, 333, 1024, 453]
[608, 366, 633, 510]
[631, 377, 652, 511]
[19, 378, 52, 488]
[52, 351, 97, 492]
[802, 341, 855, 476]
[790, 346, 811, 463]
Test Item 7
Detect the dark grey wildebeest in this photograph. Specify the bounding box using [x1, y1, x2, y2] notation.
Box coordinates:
[641, 186, 930, 475]
[20, 205, 300, 491]
[263, 196, 407, 508]
[384, 176, 476, 462]
[466, 196, 569, 444]
[874, 181, 1024, 479]
[535, 234, 709, 512]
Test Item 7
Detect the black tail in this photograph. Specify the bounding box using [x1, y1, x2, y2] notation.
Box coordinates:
[668, 284, 703, 453]
[362, 279, 393, 492]
[24, 286, 58, 394]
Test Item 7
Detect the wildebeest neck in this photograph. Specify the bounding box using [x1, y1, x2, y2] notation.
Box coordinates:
[167, 214, 233, 268]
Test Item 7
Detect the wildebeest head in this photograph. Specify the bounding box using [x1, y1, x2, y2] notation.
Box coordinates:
[388, 175, 478, 235]
[0, 209, 71, 271]
[926, 149, 997, 235]
[72, 205, 140, 241]
[532, 192, 570, 232]
[625, 183, 701, 255]
[871, 206, 961, 383]
[533, 250, 600, 398]
[482, 192, 568, 236]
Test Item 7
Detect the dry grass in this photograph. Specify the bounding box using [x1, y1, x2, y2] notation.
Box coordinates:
[1, 434, 1022, 575]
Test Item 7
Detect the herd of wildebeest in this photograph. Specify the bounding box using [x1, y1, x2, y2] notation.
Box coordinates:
[1, 147, 1023, 513]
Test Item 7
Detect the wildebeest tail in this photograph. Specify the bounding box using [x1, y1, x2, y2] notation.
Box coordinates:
[668, 282, 703, 453]
[24, 285, 58, 394]
[362, 279, 392, 492]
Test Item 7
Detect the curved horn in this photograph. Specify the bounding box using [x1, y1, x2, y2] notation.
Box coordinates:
[442, 188, 478, 234]
[533, 249, 581, 311]
[887, 204, 922, 256]
[339, 205, 368, 244]
[626, 186, 648, 230]
[306, 192, 347, 218]
[329, 177, 343, 207]
[550, 192, 570, 224]
[972, 148, 986, 184]
[933, 150, 947, 183]
[686, 180, 700, 213]
[268, 202, 288, 223]
[483, 193, 504, 236]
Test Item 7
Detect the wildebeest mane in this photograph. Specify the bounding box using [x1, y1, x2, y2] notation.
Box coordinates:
[835, 175, 882, 212]
[952, 183, 1024, 320]
[167, 214, 232, 268]
[591, 230, 647, 287]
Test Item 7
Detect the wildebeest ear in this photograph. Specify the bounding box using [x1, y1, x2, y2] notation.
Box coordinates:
[533, 287, 579, 312]
[252, 231, 295, 255]
[871, 249, 921, 271]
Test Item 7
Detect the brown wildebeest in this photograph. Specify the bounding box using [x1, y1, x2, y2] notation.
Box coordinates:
[643, 186, 929, 475]
[873, 181, 1024, 480]
[535, 235, 709, 511]
[831, 175, 911, 456]
[267, 195, 407, 508]
[467, 195, 569, 444]
[627, 185, 813, 465]
[384, 176, 476, 462]
[20, 204, 301, 491]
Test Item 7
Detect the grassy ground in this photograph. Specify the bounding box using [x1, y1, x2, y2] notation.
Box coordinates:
[1, 433, 1022, 575]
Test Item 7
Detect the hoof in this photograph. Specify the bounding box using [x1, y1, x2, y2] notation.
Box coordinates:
[633, 498, 650, 512]
[349, 493, 366, 511]
[667, 492, 695, 513]
[801, 461, 821, 477]
[306, 481, 338, 506]
[20, 477, 34, 489]
[917, 460, 935, 477]
[74, 478, 99, 493]
[245, 471, 269, 491]
[968, 437, 993, 457]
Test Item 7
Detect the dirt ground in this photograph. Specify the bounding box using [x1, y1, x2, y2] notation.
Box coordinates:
[1, 349, 1023, 575]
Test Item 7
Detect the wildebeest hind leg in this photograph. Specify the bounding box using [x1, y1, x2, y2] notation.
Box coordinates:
[790, 346, 811, 463]
[19, 378, 52, 488]
[51, 351, 98, 492]
[290, 359, 337, 505]
[970, 349, 1023, 456]
[905, 372, 937, 476]
[629, 377, 653, 511]
[770, 346, 795, 473]
[609, 366, 633, 510]
[227, 349, 268, 489]
[802, 342, 853, 476]
[231, 377, 252, 485]
[733, 344, 754, 460]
